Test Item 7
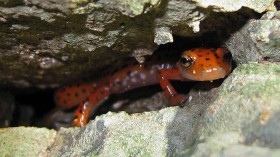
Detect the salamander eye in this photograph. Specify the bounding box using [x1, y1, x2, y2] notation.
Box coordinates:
[179, 56, 194, 69]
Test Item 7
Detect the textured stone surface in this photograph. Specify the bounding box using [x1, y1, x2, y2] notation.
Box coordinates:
[226, 11, 280, 64]
[177, 63, 280, 156]
[48, 108, 200, 156]
[0, 0, 164, 88]
[179, 132, 280, 157]
[200, 63, 280, 134]
[0, 0, 261, 88]
[194, 0, 276, 12]
[0, 127, 56, 157]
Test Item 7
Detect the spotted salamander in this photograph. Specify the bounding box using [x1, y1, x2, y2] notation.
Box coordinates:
[55, 48, 232, 126]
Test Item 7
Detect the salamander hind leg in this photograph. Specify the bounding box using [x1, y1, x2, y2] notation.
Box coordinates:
[74, 85, 111, 127]
[157, 69, 189, 106]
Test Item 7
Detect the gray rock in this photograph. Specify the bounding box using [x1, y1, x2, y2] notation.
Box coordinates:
[0, 0, 262, 88]
[226, 11, 280, 64]
[178, 63, 280, 156]
[193, 0, 276, 13]
[0, 127, 56, 157]
[179, 132, 280, 157]
[48, 108, 199, 156]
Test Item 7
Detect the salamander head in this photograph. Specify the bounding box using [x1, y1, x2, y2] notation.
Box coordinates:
[178, 48, 232, 81]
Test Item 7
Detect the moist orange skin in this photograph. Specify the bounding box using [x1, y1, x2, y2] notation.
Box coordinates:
[55, 48, 232, 126]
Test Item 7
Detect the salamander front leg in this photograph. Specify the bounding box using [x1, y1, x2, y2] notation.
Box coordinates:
[73, 85, 111, 127]
[157, 69, 188, 106]
[74, 99, 90, 127]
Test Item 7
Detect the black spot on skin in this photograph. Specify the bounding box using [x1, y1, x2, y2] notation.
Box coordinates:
[205, 58, 210, 60]
[206, 52, 210, 55]
[200, 64, 203, 66]
[198, 55, 202, 57]
[67, 93, 71, 96]
[82, 88, 86, 93]
[75, 93, 79, 97]
[213, 52, 219, 59]
[64, 100, 67, 104]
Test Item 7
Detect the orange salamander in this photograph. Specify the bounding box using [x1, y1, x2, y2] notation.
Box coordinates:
[55, 48, 232, 126]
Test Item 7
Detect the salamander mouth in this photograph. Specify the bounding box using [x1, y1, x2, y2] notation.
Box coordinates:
[180, 67, 228, 81]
